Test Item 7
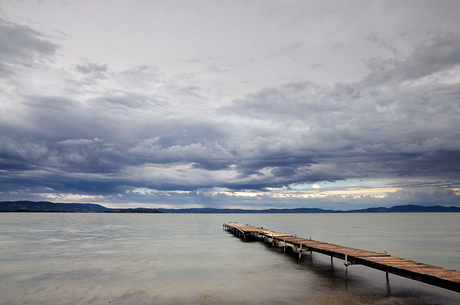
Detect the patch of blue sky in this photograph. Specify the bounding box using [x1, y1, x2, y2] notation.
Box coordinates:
[289, 179, 391, 190]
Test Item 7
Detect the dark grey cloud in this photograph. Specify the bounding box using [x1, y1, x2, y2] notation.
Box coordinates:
[363, 33, 460, 85]
[1, 2, 459, 208]
[3, 73, 459, 202]
[76, 62, 108, 80]
[386, 187, 460, 206]
[0, 17, 58, 77]
[365, 34, 400, 57]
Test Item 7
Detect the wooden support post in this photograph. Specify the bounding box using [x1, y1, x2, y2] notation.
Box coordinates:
[344, 254, 349, 280]
[386, 271, 390, 293]
[299, 244, 302, 260]
[384, 251, 389, 280]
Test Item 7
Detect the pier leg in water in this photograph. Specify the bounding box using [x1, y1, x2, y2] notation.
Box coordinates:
[344, 254, 352, 281]
[386, 270, 391, 293]
[384, 251, 389, 289]
[299, 244, 302, 260]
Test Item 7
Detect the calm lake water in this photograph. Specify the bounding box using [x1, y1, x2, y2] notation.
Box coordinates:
[1, 213, 459, 305]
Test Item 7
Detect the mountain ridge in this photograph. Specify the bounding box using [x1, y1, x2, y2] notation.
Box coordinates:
[1, 201, 459, 213]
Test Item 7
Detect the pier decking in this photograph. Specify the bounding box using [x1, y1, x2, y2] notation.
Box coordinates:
[223, 222, 460, 293]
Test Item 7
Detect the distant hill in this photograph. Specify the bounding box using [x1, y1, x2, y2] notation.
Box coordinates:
[0, 201, 109, 213]
[1, 201, 459, 213]
[106, 208, 163, 213]
[0, 201, 163, 213]
[156, 207, 336, 213]
[157, 205, 460, 213]
[343, 204, 460, 213]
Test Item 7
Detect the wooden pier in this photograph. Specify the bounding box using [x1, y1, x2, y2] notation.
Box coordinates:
[223, 222, 460, 293]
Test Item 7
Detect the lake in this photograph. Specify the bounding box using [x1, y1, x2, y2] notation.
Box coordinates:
[1, 213, 459, 304]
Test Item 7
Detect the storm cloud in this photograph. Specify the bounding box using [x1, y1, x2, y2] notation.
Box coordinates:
[1, 1, 459, 209]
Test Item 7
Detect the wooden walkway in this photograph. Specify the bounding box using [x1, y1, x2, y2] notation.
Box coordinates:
[223, 222, 460, 293]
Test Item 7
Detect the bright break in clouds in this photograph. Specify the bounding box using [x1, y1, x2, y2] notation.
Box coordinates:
[1, 0, 460, 209]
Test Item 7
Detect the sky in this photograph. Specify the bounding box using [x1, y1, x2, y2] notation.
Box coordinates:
[1, 0, 460, 210]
